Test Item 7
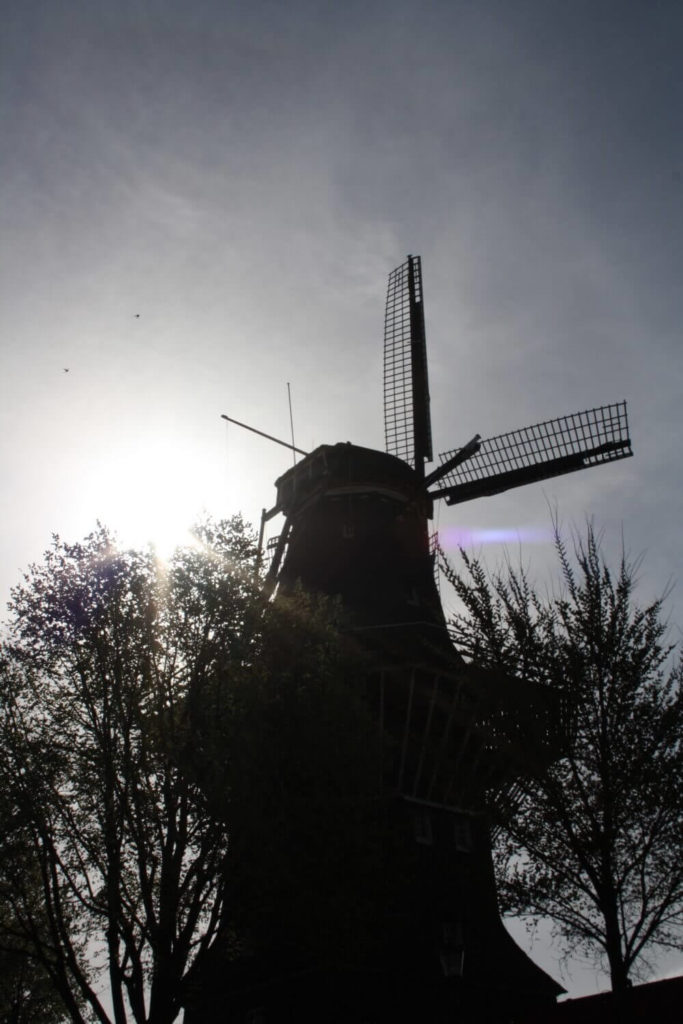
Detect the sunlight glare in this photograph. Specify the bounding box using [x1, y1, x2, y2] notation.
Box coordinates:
[80, 436, 213, 559]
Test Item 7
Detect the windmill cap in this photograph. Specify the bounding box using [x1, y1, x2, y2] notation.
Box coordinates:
[274, 442, 427, 515]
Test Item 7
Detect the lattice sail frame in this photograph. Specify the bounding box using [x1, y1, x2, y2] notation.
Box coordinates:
[431, 402, 632, 505]
[384, 255, 433, 473]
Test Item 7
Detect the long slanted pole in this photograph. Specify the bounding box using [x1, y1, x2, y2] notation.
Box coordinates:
[221, 414, 309, 457]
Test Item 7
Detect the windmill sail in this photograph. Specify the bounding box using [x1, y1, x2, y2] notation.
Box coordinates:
[384, 255, 433, 476]
[430, 401, 632, 505]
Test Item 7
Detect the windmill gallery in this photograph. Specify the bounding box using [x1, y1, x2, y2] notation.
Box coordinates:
[187, 257, 633, 1023]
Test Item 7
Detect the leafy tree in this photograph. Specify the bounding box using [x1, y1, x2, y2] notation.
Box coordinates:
[0, 947, 65, 1024]
[438, 523, 683, 992]
[1, 519, 397, 1022]
[0, 518, 258, 1024]
[0, 828, 66, 1024]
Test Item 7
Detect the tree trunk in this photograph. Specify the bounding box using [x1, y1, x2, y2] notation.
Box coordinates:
[603, 896, 629, 993]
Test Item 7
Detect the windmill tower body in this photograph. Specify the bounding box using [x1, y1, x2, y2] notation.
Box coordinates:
[266, 443, 563, 1020]
[187, 257, 632, 1023]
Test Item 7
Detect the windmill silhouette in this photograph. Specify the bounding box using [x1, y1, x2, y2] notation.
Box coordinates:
[211, 256, 632, 1023]
[253, 254, 630, 705]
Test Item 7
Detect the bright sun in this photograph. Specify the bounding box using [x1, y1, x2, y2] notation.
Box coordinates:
[80, 437, 212, 559]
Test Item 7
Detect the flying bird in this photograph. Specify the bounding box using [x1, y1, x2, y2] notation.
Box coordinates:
[63, 368, 69, 373]
[134, 314, 140, 318]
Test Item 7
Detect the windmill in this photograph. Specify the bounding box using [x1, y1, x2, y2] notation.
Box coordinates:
[209, 256, 632, 1023]
[259, 255, 630, 598]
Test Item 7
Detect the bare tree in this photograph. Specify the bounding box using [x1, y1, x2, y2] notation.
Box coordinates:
[439, 523, 683, 992]
[0, 518, 257, 1023]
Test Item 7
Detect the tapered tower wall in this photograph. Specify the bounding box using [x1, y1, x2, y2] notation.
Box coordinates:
[185, 443, 563, 1023]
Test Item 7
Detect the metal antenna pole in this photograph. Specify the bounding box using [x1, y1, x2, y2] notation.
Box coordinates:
[287, 382, 297, 467]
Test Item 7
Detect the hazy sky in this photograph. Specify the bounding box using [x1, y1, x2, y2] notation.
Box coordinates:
[2, 0, 682, 994]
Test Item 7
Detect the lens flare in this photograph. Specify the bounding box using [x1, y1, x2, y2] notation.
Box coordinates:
[437, 525, 553, 551]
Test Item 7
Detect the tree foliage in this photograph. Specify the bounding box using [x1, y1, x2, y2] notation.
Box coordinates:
[439, 523, 683, 991]
[0, 518, 258, 1024]
[0, 518, 394, 1022]
[0, 807, 66, 1024]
